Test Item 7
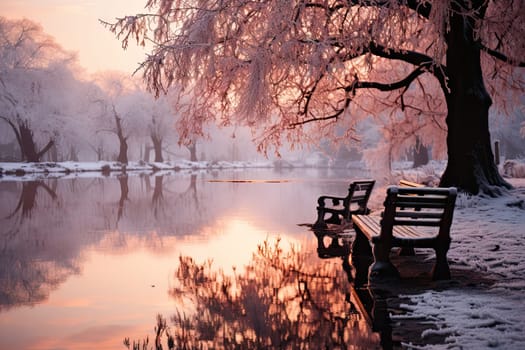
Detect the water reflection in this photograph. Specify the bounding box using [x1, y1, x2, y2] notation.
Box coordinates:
[132, 238, 380, 349]
[0, 173, 229, 311]
[0, 168, 381, 349]
[0, 180, 77, 312]
[314, 229, 352, 260]
[5, 180, 58, 220]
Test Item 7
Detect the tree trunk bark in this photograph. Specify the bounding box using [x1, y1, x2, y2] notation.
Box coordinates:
[151, 134, 163, 162]
[412, 137, 429, 168]
[117, 133, 128, 164]
[187, 142, 197, 162]
[18, 119, 54, 162]
[114, 112, 128, 164]
[439, 2, 511, 195]
[143, 144, 152, 162]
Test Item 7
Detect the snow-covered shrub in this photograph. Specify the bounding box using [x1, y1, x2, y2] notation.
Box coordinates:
[503, 159, 525, 178]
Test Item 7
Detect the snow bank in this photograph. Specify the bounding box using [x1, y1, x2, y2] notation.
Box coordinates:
[0, 160, 275, 180]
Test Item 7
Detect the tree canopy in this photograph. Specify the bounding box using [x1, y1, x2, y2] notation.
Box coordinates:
[105, 0, 525, 194]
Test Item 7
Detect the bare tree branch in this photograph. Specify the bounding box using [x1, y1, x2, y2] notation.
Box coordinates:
[291, 65, 429, 127]
[479, 43, 525, 67]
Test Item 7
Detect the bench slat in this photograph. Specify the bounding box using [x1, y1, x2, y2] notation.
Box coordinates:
[354, 215, 438, 240]
[393, 219, 442, 227]
[394, 196, 449, 206]
[395, 211, 443, 219]
[395, 225, 428, 238]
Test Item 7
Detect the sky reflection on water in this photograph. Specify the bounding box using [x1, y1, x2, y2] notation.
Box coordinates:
[0, 168, 378, 349]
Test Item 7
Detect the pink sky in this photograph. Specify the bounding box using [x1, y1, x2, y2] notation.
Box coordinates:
[3, 0, 149, 73]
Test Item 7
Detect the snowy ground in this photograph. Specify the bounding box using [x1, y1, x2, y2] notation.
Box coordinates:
[0, 160, 275, 180]
[1, 160, 525, 349]
[390, 177, 525, 350]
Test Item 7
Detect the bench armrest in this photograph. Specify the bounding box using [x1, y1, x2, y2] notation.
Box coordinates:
[317, 195, 346, 207]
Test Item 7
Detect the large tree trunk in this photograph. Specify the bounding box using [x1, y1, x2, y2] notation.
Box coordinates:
[439, 2, 511, 195]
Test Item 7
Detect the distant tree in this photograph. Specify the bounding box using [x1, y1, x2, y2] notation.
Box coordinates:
[93, 72, 182, 163]
[186, 139, 198, 162]
[128, 91, 175, 163]
[0, 17, 94, 162]
[92, 73, 144, 164]
[105, 1, 525, 194]
[111, 104, 129, 164]
[491, 106, 525, 159]
[0, 116, 54, 162]
[412, 137, 430, 168]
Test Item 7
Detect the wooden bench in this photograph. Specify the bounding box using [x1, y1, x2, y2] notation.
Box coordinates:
[352, 186, 457, 281]
[313, 180, 375, 229]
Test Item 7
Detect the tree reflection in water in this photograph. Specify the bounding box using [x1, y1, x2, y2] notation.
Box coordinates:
[126, 238, 380, 349]
[0, 180, 69, 311]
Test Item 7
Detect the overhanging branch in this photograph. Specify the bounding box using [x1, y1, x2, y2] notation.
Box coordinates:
[348, 64, 428, 92]
[368, 42, 449, 96]
[290, 65, 429, 127]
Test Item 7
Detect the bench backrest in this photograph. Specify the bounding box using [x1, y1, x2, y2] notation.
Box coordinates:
[381, 186, 457, 237]
[346, 180, 376, 214]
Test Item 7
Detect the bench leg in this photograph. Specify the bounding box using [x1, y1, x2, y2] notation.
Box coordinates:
[370, 241, 400, 281]
[432, 240, 451, 280]
[351, 230, 372, 257]
[351, 231, 373, 287]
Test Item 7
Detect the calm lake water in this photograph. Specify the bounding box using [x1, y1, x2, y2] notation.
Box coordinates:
[0, 168, 381, 349]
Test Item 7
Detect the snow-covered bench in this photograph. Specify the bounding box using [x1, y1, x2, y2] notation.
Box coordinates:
[313, 179, 375, 229]
[352, 186, 457, 281]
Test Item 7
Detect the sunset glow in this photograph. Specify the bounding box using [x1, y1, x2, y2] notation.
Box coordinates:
[3, 0, 148, 73]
